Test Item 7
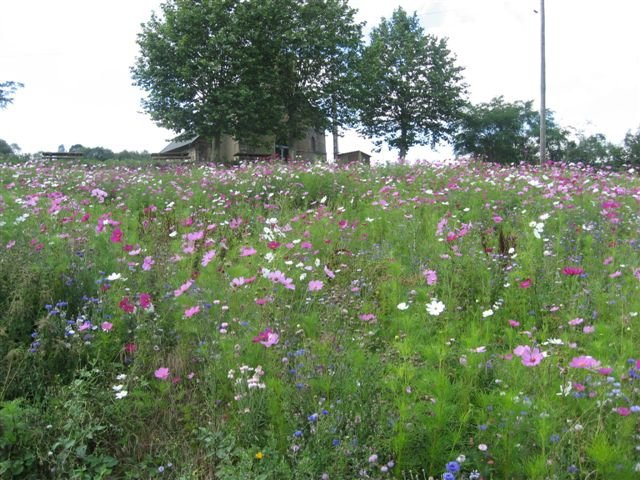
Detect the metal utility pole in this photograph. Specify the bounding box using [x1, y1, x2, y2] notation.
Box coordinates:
[539, 0, 546, 165]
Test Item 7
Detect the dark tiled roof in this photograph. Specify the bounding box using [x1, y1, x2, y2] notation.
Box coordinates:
[159, 135, 200, 154]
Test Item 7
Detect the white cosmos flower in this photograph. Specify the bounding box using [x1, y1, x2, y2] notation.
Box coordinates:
[115, 390, 128, 399]
[397, 302, 409, 311]
[106, 273, 123, 281]
[426, 299, 445, 316]
[482, 309, 494, 318]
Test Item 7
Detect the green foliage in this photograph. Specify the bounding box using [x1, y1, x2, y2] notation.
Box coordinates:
[132, 0, 362, 161]
[0, 81, 23, 110]
[564, 132, 624, 165]
[453, 96, 568, 164]
[357, 7, 466, 160]
[623, 127, 640, 165]
[0, 138, 13, 156]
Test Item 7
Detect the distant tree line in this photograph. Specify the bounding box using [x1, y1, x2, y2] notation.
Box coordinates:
[67, 145, 152, 161]
[453, 96, 640, 166]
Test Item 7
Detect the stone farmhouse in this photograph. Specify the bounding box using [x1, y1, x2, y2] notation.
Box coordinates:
[155, 128, 326, 163]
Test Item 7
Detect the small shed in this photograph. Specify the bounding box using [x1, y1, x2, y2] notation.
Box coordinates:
[336, 150, 371, 165]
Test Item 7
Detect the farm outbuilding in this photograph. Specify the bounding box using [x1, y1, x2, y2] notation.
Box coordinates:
[154, 128, 326, 163]
[336, 150, 371, 165]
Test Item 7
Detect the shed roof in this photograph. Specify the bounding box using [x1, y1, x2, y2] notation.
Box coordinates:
[159, 135, 200, 154]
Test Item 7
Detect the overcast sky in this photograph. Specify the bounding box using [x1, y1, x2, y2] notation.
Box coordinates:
[1, 0, 638, 161]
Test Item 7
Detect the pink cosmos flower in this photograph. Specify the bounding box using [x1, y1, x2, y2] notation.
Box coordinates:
[514, 345, 544, 366]
[154, 367, 170, 380]
[101, 321, 113, 332]
[519, 278, 533, 289]
[562, 266, 584, 276]
[324, 265, 335, 279]
[119, 297, 136, 314]
[253, 328, 279, 348]
[609, 271, 622, 278]
[583, 325, 595, 334]
[569, 356, 601, 369]
[184, 305, 200, 318]
[240, 246, 257, 257]
[616, 407, 631, 416]
[139, 293, 153, 310]
[174, 279, 194, 297]
[308, 280, 324, 292]
[359, 313, 377, 322]
[142, 256, 154, 271]
[201, 249, 216, 267]
[78, 321, 92, 332]
[568, 317, 584, 326]
[508, 319, 520, 328]
[423, 269, 437, 285]
[186, 230, 204, 242]
[521, 347, 544, 367]
[110, 227, 123, 243]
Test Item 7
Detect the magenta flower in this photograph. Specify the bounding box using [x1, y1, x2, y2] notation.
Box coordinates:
[562, 266, 584, 276]
[110, 227, 123, 243]
[308, 280, 324, 292]
[519, 278, 532, 289]
[184, 305, 200, 318]
[253, 328, 279, 348]
[119, 297, 136, 314]
[616, 407, 631, 416]
[359, 313, 377, 322]
[569, 356, 601, 369]
[324, 265, 335, 279]
[139, 293, 152, 310]
[154, 367, 170, 380]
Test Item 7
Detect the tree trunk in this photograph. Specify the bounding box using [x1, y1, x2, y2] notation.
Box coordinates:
[399, 128, 407, 164]
[287, 133, 296, 162]
[331, 98, 339, 161]
[212, 133, 222, 163]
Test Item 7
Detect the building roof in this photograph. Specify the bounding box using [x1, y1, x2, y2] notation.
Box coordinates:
[159, 135, 200, 154]
[337, 150, 371, 158]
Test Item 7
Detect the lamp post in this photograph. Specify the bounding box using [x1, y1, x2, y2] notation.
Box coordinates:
[539, 0, 546, 165]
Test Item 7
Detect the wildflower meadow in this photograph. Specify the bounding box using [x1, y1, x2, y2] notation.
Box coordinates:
[1, 158, 640, 479]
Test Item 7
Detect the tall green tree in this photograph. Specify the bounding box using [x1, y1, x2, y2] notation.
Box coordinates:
[132, 0, 362, 162]
[132, 0, 273, 162]
[453, 97, 567, 164]
[0, 81, 23, 110]
[357, 7, 466, 161]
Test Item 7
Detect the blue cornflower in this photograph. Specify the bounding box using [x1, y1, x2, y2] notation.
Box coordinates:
[308, 413, 319, 422]
[294, 430, 303, 437]
[446, 461, 460, 473]
[442, 473, 455, 480]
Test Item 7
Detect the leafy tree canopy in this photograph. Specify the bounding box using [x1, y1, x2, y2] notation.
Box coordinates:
[132, 0, 362, 161]
[453, 96, 567, 164]
[0, 81, 23, 110]
[357, 7, 466, 160]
